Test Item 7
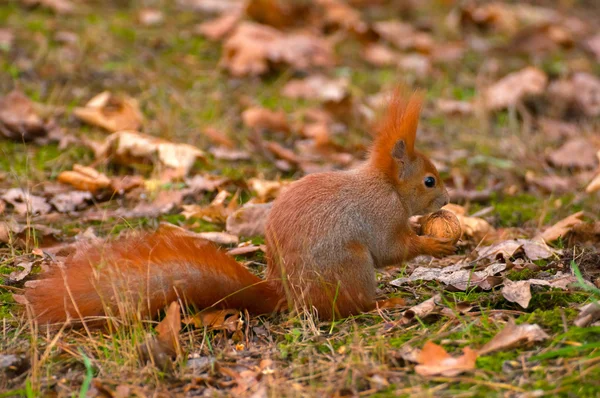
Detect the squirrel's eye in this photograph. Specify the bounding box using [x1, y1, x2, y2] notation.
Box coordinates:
[424, 176, 436, 188]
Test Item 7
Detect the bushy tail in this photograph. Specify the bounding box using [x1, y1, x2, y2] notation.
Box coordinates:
[24, 225, 284, 325]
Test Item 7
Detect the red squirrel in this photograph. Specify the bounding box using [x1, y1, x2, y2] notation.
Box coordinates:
[23, 90, 453, 324]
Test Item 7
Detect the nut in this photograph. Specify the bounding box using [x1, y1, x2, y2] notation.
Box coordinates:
[421, 209, 461, 244]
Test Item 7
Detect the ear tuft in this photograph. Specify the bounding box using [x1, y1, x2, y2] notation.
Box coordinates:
[369, 87, 424, 180]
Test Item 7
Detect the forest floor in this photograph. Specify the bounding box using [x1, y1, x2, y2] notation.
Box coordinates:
[1, 0, 600, 396]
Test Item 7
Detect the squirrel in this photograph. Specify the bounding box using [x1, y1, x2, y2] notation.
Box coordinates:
[23, 89, 454, 324]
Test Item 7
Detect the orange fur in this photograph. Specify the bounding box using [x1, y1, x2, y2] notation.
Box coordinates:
[369, 88, 424, 181]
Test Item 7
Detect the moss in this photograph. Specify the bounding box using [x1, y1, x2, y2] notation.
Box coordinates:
[491, 193, 544, 227]
[506, 268, 538, 281]
[518, 307, 579, 334]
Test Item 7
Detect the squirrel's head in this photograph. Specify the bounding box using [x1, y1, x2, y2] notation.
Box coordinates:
[369, 88, 449, 216]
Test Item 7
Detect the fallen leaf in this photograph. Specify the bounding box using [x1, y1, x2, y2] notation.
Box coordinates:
[202, 126, 235, 148]
[584, 33, 600, 62]
[197, 231, 239, 245]
[281, 75, 349, 103]
[574, 301, 600, 327]
[21, 0, 74, 14]
[9, 259, 34, 282]
[0, 28, 14, 50]
[245, 0, 295, 29]
[185, 174, 228, 193]
[483, 67, 547, 111]
[478, 319, 549, 355]
[49, 191, 93, 213]
[501, 275, 578, 308]
[436, 99, 474, 116]
[182, 190, 238, 223]
[227, 244, 264, 256]
[195, 10, 242, 41]
[316, 0, 367, 33]
[586, 173, 600, 193]
[177, 0, 244, 14]
[537, 211, 585, 243]
[415, 341, 477, 377]
[74, 92, 143, 133]
[391, 262, 506, 291]
[0, 220, 60, 247]
[210, 146, 251, 161]
[220, 22, 334, 77]
[397, 296, 439, 326]
[0, 90, 46, 141]
[547, 138, 599, 170]
[247, 178, 289, 202]
[185, 309, 241, 333]
[155, 301, 182, 357]
[525, 171, 573, 194]
[57, 164, 112, 194]
[99, 130, 205, 179]
[373, 20, 434, 53]
[226, 203, 272, 237]
[477, 239, 558, 261]
[2, 188, 51, 216]
[242, 107, 289, 133]
[138, 8, 164, 26]
[361, 44, 398, 66]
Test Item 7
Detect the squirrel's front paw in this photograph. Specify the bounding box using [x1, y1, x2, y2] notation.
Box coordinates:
[424, 237, 456, 258]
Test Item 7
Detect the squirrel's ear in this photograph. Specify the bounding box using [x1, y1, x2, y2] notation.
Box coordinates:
[369, 88, 423, 180]
[391, 139, 408, 178]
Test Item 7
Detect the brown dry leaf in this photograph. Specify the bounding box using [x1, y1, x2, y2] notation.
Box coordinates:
[182, 190, 239, 223]
[478, 319, 549, 355]
[501, 275, 578, 308]
[537, 211, 585, 243]
[443, 204, 495, 242]
[21, 0, 74, 14]
[315, 0, 366, 33]
[265, 141, 302, 165]
[2, 188, 51, 216]
[0, 28, 14, 50]
[362, 44, 398, 66]
[220, 22, 334, 77]
[477, 239, 557, 261]
[185, 309, 241, 333]
[185, 174, 229, 193]
[242, 107, 289, 133]
[245, 0, 295, 29]
[227, 244, 264, 256]
[584, 34, 600, 62]
[195, 10, 242, 41]
[226, 203, 272, 237]
[391, 262, 506, 291]
[74, 92, 143, 133]
[525, 171, 573, 194]
[373, 20, 434, 53]
[0, 90, 47, 141]
[197, 231, 239, 245]
[248, 178, 289, 202]
[155, 301, 182, 357]
[547, 138, 599, 170]
[138, 9, 164, 26]
[397, 296, 439, 326]
[99, 130, 205, 179]
[50, 191, 93, 213]
[483, 67, 547, 111]
[586, 173, 600, 193]
[574, 301, 600, 327]
[57, 164, 112, 194]
[210, 146, 251, 161]
[177, 0, 244, 14]
[415, 341, 477, 377]
[436, 99, 474, 116]
[281, 75, 349, 103]
[572, 73, 600, 117]
[9, 259, 35, 282]
[0, 220, 60, 247]
[202, 126, 235, 148]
